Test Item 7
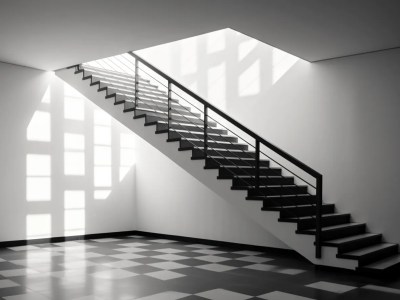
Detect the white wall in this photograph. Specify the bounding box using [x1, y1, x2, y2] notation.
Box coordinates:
[0, 62, 136, 242]
[136, 29, 400, 245]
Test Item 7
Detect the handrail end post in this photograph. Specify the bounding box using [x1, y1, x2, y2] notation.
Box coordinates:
[255, 140, 260, 192]
[203, 105, 208, 160]
[315, 175, 323, 259]
[134, 58, 139, 109]
[167, 81, 172, 136]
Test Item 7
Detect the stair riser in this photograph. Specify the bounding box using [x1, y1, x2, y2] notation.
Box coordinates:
[233, 177, 293, 187]
[180, 140, 248, 151]
[297, 215, 351, 231]
[193, 149, 255, 159]
[82, 68, 150, 84]
[156, 123, 228, 136]
[277, 205, 335, 218]
[92, 77, 157, 89]
[82, 71, 148, 85]
[135, 102, 191, 114]
[145, 115, 216, 127]
[135, 108, 201, 119]
[336, 235, 383, 254]
[173, 133, 238, 144]
[248, 187, 308, 197]
[321, 225, 366, 241]
[219, 168, 281, 178]
[105, 87, 165, 99]
[101, 85, 164, 98]
[248, 187, 308, 196]
[105, 93, 125, 103]
[263, 196, 316, 207]
[208, 158, 268, 169]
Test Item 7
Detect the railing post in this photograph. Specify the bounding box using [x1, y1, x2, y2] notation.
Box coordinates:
[134, 58, 139, 108]
[168, 81, 172, 135]
[204, 105, 208, 159]
[315, 175, 323, 258]
[255, 140, 260, 191]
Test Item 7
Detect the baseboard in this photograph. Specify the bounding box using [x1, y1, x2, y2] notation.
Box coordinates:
[0, 230, 137, 248]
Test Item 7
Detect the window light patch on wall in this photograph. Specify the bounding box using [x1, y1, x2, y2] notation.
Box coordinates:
[26, 214, 51, 239]
[27, 111, 51, 142]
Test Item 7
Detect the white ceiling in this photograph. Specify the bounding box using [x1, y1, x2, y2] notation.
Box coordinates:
[1, 0, 400, 70]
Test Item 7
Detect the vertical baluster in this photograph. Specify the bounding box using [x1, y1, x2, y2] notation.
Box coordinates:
[168, 81, 172, 135]
[255, 140, 260, 192]
[315, 175, 323, 258]
[134, 59, 139, 109]
[204, 105, 208, 159]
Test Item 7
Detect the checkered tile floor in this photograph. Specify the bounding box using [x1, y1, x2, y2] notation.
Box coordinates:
[0, 235, 400, 299]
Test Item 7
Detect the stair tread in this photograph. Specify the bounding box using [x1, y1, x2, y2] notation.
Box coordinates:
[265, 203, 324, 209]
[252, 185, 308, 189]
[324, 233, 381, 245]
[302, 222, 364, 232]
[282, 213, 348, 221]
[342, 243, 397, 257]
[361, 253, 400, 270]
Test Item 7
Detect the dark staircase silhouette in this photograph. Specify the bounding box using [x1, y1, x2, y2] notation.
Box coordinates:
[64, 52, 400, 275]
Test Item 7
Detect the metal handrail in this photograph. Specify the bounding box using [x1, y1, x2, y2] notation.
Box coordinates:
[130, 52, 321, 178]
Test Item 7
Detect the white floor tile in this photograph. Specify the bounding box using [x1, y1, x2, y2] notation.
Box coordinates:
[244, 264, 277, 271]
[196, 288, 251, 300]
[196, 263, 237, 272]
[150, 239, 178, 244]
[148, 261, 189, 270]
[109, 253, 145, 260]
[91, 238, 122, 243]
[195, 255, 230, 263]
[258, 291, 316, 300]
[145, 270, 185, 280]
[152, 254, 188, 261]
[118, 242, 149, 247]
[153, 248, 185, 254]
[60, 260, 98, 269]
[192, 249, 226, 255]
[134, 291, 189, 300]
[90, 269, 137, 279]
[306, 281, 357, 293]
[274, 268, 306, 275]
[103, 260, 141, 268]
[114, 247, 148, 253]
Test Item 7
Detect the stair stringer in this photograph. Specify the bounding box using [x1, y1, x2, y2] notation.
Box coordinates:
[56, 68, 357, 270]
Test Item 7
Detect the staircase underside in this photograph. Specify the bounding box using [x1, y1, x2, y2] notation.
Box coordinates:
[56, 64, 400, 276]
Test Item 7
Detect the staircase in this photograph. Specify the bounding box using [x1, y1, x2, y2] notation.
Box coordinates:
[56, 52, 400, 275]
